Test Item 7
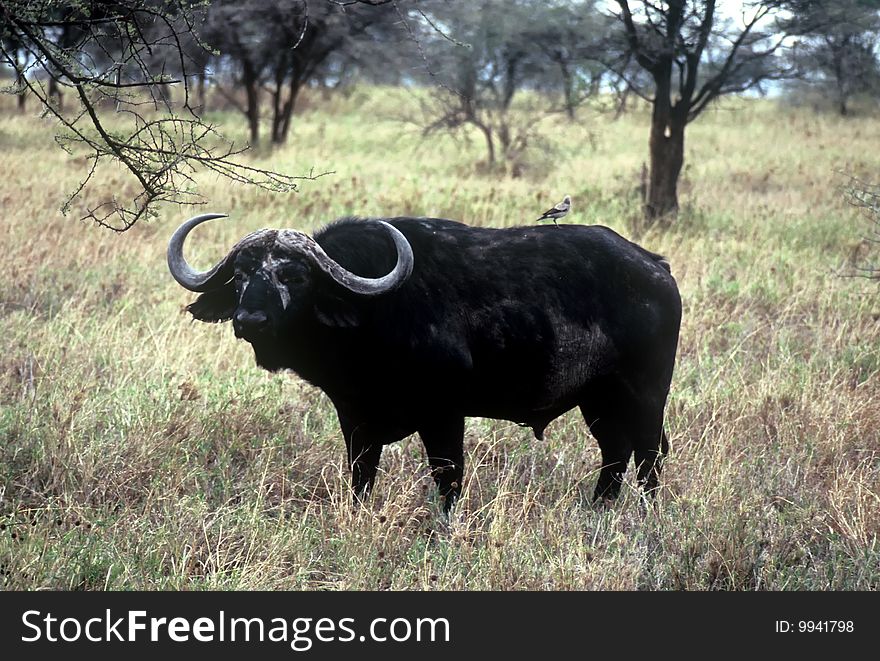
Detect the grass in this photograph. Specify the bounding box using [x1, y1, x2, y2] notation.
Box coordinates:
[0, 88, 878, 590]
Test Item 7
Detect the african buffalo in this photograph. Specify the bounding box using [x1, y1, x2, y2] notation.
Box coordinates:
[168, 214, 681, 510]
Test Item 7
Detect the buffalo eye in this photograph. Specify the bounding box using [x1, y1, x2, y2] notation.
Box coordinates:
[280, 263, 309, 285]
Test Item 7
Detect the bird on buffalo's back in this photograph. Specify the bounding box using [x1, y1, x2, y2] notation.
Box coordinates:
[536, 195, 571, 227]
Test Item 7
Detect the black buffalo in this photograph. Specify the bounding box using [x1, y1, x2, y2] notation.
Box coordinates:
[168, 214, 681, 510]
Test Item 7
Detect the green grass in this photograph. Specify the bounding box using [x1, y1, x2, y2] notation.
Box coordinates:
[0, 88, 878, 590]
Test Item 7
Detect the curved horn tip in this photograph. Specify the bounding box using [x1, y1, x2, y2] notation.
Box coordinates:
[168, 213, 230, 244]
[316, 219, 414, 296]
[167, 212, 235, 292]
[185, 212, 229, 225]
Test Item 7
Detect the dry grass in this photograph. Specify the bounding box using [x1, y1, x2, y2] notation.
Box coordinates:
[0, 88, 878, 590]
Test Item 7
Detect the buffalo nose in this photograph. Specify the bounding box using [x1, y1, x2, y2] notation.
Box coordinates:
[234, 310, 269, 331]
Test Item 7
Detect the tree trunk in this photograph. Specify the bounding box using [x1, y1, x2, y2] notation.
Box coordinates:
[48, 75, 63, 111]
[614, 85, 630, 120]
[196, 71, 206, 112]
[270, 85, 283, 145]
[836, 75, 849, 116]
[498, 118, 511, 159]
[646, 84, 685, 222]
[14, 50, 26, 113]
[242, 61, 260, 146]
[273, 71, 301, 146]
[646, 118, 685, 221]
[589, 71, 603, 96]
[277, 83, 300, 145]
[473, 119, 495, 166]
[833, 48, 849, 117]
[559, 62, 575, 121]
[270, 53, 290, 145]
[502, 56, 518, 111]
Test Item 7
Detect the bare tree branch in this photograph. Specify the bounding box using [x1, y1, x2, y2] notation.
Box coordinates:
[0, 0, 327, 231]
[846, 176, 880, 280]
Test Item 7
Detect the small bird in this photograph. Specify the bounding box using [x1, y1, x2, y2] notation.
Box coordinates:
[536, 195, 571, 227]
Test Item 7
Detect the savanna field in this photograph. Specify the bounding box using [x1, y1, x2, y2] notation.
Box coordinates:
[1, 88, 878, 590]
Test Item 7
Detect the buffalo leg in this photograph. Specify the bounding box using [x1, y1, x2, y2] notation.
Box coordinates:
[419, 417, 465, 513]
[621, 392, 667, 497]
[348, 440, 383, 503]
[633, 425, 668, 496]
[581, 386, 668, 501]
[336, 410, 384, 504]
[580, 406, 633, 502]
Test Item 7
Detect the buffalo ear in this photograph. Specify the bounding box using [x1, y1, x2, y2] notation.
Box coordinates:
[186, 286, 237, 323]
[314, 295, 361, 328]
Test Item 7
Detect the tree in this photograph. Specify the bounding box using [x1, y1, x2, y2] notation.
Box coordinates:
[523, 1, 611, 121]
[0, 0, 321, 230]
[0, 25, 27, 111]
[200, 0, 281, 147]
[784, 0, 880, 116]
[417, 0, 605, 169]
[416, 1, 530, 167]
[848, 177, 880, 280]
[612, 1, 791, 223]
[202, 0, 397, 147]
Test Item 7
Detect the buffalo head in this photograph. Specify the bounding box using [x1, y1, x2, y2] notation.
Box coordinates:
[167, 213, 414, 344]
